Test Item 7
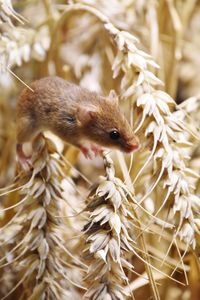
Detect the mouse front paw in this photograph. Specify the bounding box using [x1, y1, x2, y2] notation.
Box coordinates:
[80, 144, 103, 159]
[90, 144, 103, 157]
[80, 146, 93, 159]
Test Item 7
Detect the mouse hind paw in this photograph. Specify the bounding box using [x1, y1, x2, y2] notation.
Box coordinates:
[16, 144, 32, 171]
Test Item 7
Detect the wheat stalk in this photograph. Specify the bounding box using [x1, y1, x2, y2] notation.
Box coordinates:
[0, 135, 86, 299]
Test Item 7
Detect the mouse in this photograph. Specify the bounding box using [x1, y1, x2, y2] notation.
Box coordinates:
[16, 76, 139, 165]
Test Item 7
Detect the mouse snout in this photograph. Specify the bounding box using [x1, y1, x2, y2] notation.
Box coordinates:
[124, 136, 140, 153]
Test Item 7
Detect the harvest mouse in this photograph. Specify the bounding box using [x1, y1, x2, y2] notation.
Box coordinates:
[16, 76, 139, 164]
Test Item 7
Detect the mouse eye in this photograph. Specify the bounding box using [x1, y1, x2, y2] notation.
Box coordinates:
[109, 130, 120, 140]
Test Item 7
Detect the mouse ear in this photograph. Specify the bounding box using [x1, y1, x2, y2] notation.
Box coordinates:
[77, 105, 97, 125]
[108, 89, 119, 105]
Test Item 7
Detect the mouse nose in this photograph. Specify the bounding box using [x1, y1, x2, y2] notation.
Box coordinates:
[127, 143, 139, 152]
[126, 136, 140, 152]
[129, 143, 139, 151]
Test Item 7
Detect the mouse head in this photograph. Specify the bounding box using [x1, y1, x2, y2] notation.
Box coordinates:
[77, 90, 139, 153]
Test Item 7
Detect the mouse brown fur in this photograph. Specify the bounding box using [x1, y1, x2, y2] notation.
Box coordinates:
[16, 76, 139, 158]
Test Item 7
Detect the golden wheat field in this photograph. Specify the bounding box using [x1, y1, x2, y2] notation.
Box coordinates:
[0, 0, 200, 299]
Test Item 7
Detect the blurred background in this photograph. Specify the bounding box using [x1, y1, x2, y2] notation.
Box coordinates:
[0, 1, 200, 299]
